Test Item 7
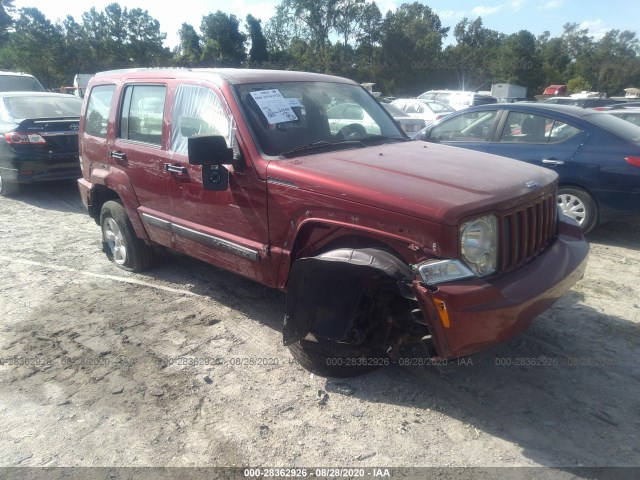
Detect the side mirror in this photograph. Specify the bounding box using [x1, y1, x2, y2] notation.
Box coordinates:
[188, 135, 233, 166]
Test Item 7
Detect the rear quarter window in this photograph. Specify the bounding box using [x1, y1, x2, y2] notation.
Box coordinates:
[583, 112, 640, 143]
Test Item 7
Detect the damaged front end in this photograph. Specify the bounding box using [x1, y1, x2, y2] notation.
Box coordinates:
[282, 248, 434, 358]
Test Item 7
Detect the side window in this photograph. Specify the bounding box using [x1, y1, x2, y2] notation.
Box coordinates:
[429, 111, 498, 142]
[85, 85, 115, 138]
[171, 84, 233, 155]
[499, 112, 548, 143]
[119, 84, 166, 146]
[548, 119, 582, 143]
[499, 112, 581, 144]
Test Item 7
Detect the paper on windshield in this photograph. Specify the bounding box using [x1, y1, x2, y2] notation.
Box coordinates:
[250, 89, 299, 124]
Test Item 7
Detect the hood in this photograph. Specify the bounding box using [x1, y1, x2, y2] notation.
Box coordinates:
[266, 141, 558, 226]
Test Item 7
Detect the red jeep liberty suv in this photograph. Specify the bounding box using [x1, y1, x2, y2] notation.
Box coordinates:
[77, 69, 589, 377]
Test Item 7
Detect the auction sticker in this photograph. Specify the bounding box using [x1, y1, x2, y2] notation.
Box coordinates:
[250, 89, 298, 124]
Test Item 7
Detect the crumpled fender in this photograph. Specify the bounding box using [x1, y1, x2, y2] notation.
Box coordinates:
[282, 248, 414, 345]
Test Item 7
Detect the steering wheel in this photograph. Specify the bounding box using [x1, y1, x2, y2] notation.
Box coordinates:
[336, 123, 367, 141]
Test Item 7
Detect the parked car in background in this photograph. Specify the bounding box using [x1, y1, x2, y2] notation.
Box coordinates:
[77, 68, 588, 377]
[0, 71, 45, 92]
[326, 102, 381, 136]
[593, 101, 640, 111]
[566, 98, 624, 109]
[0, 92, 82, 195]
[543, 85, 567, 96]
[605, 107, 640, 127]
[539, 97, 574, 105]
[391, 98, 454, 125]
[414, 103, 640, 233]
[417, 90, 497, 110]
[380, 102, 425, 135]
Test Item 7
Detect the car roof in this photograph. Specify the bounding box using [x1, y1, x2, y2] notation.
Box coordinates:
[464, 102, 599, 118]
[93, 68, 358, 86]
[0, 91, 80, 99]
[605, 107, 640, 114]
[0, 71, 37, 77]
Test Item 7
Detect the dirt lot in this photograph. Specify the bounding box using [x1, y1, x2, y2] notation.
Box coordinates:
[0, 180, 639, 478]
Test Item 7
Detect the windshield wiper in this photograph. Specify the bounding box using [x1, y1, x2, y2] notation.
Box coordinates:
[360, 135, 407, 145]
[281, 140, 365, 158]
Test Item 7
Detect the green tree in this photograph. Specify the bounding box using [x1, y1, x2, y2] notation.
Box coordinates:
[281, 0, 340, 51]
[125, 7, 170, 66]
[537, 32, 571, 89]
[334, 0, 364, 47]
[246, 14, 269, 66]
[378, 2, 449, 95]
[445, 17, 502, 90]
[200, 11, 247, 67]
[591, 30, 640, 94]
[81, 4, 169, 70]
[0, 0, 14, 39]
[175, 23, 202, 66]
[494, 30, 543, 95]
[58, 15, 94, 84]
[566, 75, 591, 93]
[353, 1, 382, 72]
[4, 7, 66, 88]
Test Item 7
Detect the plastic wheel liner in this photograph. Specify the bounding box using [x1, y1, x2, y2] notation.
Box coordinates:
[282, 248, 415, 346]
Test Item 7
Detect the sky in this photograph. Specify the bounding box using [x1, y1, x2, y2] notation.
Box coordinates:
[11, 0, 640, 49]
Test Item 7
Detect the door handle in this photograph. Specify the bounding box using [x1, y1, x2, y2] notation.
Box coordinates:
[542, 159, 565, 166]
[163, 163, 188, 175]
[108, 150, 126, 161]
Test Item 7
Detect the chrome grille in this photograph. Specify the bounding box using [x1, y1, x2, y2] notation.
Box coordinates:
[499, 193, 557, 272]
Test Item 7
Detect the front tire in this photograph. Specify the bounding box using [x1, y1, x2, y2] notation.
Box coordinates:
[288, 338, 387, 378]
[557, 186, 597, 234]
[100, 200, 155, 272]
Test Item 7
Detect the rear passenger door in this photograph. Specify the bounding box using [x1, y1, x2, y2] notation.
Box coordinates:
[485, 110, 588, 184]
[111, 83, 174, 247]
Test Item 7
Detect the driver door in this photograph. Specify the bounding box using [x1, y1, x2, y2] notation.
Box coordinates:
[424, 109, 500, 153]
[165, 83, 271, 283]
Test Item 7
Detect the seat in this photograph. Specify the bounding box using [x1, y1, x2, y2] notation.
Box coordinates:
[520, 117, 544, 143]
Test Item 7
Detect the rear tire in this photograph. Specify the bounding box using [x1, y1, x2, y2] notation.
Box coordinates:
[0, 171, 19, 197]
[100, 200, 155, 272]
[288, 338, 388, 378]
[557, 186, 597, 234]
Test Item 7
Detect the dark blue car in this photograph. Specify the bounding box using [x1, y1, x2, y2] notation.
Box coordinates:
[415, 103, 640, 233]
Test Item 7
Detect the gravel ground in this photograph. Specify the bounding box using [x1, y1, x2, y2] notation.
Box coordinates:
[0, 180, 639, 479]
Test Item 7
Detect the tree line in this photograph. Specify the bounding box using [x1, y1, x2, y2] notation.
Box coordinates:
[1, 0, 639, 98]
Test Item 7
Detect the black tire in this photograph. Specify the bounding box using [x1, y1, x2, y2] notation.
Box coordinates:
[0, 170, 19, 197]
[288, 338, 388, 378]
[557, 186, 597, 234]
[100, 200, 155, 272]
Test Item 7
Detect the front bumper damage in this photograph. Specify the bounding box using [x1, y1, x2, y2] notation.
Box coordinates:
[283, 221, 589, 360]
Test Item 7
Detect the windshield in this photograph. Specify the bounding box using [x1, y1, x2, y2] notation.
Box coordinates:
[234, 81, 405, 157]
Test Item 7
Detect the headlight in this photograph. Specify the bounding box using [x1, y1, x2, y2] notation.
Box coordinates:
[460, 215, 498, 276]
[417, 259, 475, 285]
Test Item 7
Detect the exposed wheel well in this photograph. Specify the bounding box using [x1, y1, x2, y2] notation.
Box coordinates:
[289, 222, 410, 266]
[91, 186, 120, 224]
